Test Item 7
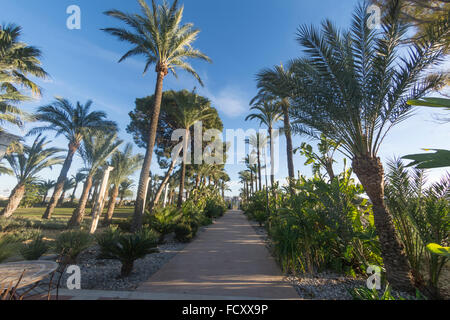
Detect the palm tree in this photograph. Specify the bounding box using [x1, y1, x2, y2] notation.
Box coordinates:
[38, 179, 55, 205]
[238, 170, 251, 201]
[118, 179, 134, 207]
[249, 133, 268, 192]
[29, 98, 117, 219]
[289, 0, 448, 291]
[103, 0, 211, 231]
[163, 90, 217, 208]
[0, 135, 64, 218]
[252, 64, 296, 183]
[70, 172, 87, 203]
[59, 178, 76, 206]
[246, 101, 282, 187]
[0, 23, 48, 129]
[104, 144, 143, 224]
[151, 144, 182, 209]
[68, 132, 122, 227]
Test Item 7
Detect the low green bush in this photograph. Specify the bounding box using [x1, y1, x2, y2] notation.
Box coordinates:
[204, 197, 226, 219]
[20, 233, 48, 260]
[144, 206, 181, 243]
[0, 234, 18, 263]
[54, 230, 92, 263]
[96, 228, 159, 277]
[174, 224, 195, 243]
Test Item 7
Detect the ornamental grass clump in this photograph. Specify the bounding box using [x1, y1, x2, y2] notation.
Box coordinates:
[20, 232, 48, 260]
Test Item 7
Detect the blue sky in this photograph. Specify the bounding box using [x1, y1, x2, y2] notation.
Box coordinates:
[1, 0, 449, 198]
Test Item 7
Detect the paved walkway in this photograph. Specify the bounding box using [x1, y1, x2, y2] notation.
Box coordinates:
[136, 210, 299, 299]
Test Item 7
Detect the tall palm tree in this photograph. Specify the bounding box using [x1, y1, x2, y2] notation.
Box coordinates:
[104, 143, 143, 224]
[29, 98, 117, 219]
[59, 178, 75, 206]
[0, 135, 64, 218]
[252, 64, 296, 183]
[68, 132, 122, 227]
[70, 171, 87, 203]
[249, 133, 268, 192]
[163, 90, 217, 208]
[246, 101, 282, 187]
[38, 179, 55, 205]
[103, 0, 211, 231]
[289, 0, 448, 291]
[0, 23, 48, 129]
[118, 179, 134, 207]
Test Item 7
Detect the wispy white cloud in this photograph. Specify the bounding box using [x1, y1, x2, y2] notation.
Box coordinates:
[206, 86, 250, 118]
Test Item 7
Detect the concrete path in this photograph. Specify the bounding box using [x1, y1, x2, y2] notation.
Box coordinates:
[136, 210, 299, 299]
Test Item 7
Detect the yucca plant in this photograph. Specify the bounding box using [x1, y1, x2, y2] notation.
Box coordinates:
[97, 228, 159, 277]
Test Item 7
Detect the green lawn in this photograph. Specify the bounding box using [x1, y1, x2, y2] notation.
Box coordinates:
[8, 206, 134, 221]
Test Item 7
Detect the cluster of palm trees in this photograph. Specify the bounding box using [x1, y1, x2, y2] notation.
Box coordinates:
[0, 0, 229, 233]
[242, 0, 449, 292]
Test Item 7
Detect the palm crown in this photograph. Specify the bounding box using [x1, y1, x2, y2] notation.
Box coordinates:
[30, 98, 117, 147]
[289, 1, 449, 159]
[103, 0, 211, 85]
[5, 135, 64, 184]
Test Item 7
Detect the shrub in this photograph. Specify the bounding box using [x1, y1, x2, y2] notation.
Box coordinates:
[204, 197, 226, 219]
[174, 224, 195, 243]
[54, 230, 92, 263]
[144, 207, 181, 243]
[20, 233, 48, 260]
[0, 234, 18, 263]
[385, 159, 450, 297]
[95, 226, 122, 259]
[97, 228, 159, 277]
[264, 171, 381, 275]
[250, 209, 268, 227]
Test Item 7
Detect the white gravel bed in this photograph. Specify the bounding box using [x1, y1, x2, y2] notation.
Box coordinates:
[57, 240, 187, 291]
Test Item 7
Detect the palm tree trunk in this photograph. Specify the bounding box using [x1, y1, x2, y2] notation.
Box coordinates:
[352, 155, 414, 293]
[105, 184, 120, 224]
[42, 191, 48, 206]
[269, 126, 275, 187]
[0, 184, 26, 218]
[152, 157, 177, 210]
[257, 144, 262, 192]
[177, 128, 189, 208]
[282, 101, 295, 181]
[118, 196, 124, 207]
[59, 191, 66, 207]
[250, 170, 254, 196]
[132, 69, 166, 232]
[43, 143, 78, 219]
[68, 174, 93, 227]
[71, 182, 78, 203]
